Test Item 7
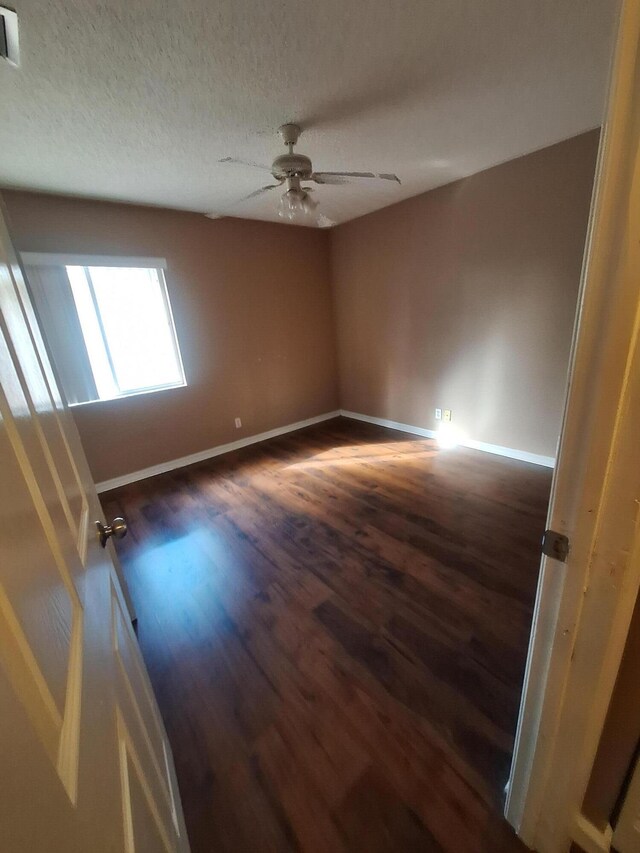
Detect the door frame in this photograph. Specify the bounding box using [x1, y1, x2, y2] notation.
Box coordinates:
[505, 1, 640, 850]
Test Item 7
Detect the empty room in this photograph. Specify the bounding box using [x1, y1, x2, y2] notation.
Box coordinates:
[3, 2, 640, 852]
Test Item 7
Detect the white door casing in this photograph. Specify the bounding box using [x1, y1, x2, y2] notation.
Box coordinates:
[0, 199, 189, 853]
[505, 1, 640, 850]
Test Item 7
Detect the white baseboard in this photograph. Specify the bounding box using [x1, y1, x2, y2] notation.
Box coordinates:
[339, 409, 555, 468]
[96, 406, 554, 492]
[463, 437, 555, 468]
[339, 410, 438, 439]
[571, 813, 613, 853]
[96, 410, 341, 492]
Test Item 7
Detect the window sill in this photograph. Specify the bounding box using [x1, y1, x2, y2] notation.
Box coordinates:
[68, 382, 187, 408]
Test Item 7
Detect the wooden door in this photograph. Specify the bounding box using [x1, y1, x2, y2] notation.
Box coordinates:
[0, 202, 189, 853]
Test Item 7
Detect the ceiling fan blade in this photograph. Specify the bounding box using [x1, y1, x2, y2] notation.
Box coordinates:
[237, 183, 282, 202]
[219, 157, 273, 172]
[314, 171, 375, 179]
[312, 174, 349, 185]
[315, 171, 401, 184]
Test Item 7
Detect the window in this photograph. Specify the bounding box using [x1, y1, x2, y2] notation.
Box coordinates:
[23, 255, 186, 406]
[66, 265, 184, 401]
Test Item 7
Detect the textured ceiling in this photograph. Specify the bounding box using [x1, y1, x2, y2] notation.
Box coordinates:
[0, 1, 618, 226]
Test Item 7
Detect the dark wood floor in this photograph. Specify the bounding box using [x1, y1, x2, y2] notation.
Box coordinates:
[101, 417, 552, 853]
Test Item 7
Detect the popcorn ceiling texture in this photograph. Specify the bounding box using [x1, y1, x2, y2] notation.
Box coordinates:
[0, 0, 617, 225]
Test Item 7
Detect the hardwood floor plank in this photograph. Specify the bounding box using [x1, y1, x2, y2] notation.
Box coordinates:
[336, 767, 443, 853]
[314, 597, 513, 791]
[102, 417, 549, 852]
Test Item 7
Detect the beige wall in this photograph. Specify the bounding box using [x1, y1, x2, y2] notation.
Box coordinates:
[3, 131, 598, 481]
[3, 192, 338, 483]
[331, 130, 599, 458]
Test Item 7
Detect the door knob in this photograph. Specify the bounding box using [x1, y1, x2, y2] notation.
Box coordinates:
[96, 517, 127, 548]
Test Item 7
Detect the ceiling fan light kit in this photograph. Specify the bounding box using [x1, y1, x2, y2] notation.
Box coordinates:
[278, 180, 318, 222]
[216, 123, 401, 227]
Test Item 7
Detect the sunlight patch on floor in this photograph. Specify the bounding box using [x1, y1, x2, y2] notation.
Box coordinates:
[285, 439, 441, 470]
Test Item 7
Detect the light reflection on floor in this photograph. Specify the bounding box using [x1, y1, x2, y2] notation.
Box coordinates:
[285, 438, 441, 470]
[130, 528, 251, 653]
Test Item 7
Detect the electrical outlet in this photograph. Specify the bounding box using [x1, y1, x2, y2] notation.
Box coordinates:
[443, 409, 452, 422]
[435, 408, 442, 421]
[234, 417, 242, 429]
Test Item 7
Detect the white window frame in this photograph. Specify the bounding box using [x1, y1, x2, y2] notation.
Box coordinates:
[21, 253, 187, 406]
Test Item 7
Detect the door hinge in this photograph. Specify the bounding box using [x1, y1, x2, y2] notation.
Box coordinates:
[542, 529, 570, 562]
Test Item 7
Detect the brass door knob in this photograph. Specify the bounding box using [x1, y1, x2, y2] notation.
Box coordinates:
[96, 517, 127, 548]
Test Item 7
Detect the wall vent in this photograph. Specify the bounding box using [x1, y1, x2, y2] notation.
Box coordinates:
[0, 7, 19, 67]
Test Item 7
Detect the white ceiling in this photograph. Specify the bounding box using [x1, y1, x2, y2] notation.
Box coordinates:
[0, 0, 618, 227]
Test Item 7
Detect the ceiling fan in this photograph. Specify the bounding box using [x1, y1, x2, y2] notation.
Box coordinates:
[212, 123, 401, 226]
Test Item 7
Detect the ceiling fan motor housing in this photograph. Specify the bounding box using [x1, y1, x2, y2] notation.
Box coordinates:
[271, 153, 313, 179]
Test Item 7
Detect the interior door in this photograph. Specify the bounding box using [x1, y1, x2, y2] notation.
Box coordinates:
[0, 201, 189, 853]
